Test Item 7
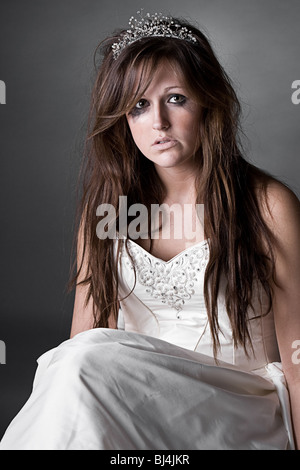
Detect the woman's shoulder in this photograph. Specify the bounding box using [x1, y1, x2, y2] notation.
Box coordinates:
[252, 169, 300, 243]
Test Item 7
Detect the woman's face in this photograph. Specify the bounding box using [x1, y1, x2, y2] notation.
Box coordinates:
[126, 61, 202, 173]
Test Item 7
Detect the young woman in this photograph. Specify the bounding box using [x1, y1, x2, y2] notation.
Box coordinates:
[1, 13, 299, 450]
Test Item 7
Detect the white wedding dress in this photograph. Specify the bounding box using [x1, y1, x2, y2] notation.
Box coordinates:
[0, 239, 294, 450]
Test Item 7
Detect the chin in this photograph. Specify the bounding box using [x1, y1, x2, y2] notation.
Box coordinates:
[154, 155, 192, 170]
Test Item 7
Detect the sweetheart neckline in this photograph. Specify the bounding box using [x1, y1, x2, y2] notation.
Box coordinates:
[126, 238, 209, 264]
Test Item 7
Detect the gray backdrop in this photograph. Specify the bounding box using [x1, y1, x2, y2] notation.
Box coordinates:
[0, 0, 299, 439]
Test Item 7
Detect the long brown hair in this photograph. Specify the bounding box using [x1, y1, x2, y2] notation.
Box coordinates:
[71, 18, 278, 357]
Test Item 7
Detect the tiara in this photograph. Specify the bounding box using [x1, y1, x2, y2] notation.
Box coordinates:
[112, 11, 198, 60]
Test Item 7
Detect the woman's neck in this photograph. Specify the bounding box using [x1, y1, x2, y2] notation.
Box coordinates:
[155, 164, 198, 205]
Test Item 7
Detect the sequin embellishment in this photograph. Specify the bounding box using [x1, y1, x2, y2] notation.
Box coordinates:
[125, 241, 209, 316]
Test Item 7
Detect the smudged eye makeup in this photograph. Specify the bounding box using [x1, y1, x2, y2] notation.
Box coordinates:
[128, 94, 187, 117]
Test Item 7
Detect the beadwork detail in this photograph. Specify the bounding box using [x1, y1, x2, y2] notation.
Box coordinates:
[125, 241, 209, 315]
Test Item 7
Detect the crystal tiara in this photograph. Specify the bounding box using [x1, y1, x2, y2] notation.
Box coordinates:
[112, 11, 198, 60]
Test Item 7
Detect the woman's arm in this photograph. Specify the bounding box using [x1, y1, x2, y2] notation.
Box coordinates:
[70, 217, 95, 338]
[263, 181, 300, 449]
[70, 283, 95, 338]
[70, 217, 117, 338]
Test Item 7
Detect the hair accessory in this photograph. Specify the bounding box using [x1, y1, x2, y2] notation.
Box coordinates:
[112, 11, 197, 60]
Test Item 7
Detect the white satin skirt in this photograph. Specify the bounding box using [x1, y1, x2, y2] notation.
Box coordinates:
[0, 328, 294, 450]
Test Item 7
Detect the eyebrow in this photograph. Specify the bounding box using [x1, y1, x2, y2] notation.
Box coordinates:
[164, 86, 184, 92]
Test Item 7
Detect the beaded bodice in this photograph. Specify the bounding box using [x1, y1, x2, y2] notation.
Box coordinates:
[117, 238, 280, 372]
[123, 239, 209, 316]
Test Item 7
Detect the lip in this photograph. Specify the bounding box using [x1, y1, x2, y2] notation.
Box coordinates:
[152, 138, 178, 150]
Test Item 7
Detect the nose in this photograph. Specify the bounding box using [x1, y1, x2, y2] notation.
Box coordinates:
[152, 103, 170, 130]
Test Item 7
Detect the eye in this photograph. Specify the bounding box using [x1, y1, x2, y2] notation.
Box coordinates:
[135, 99, 148, 109]
[168, 94, 186, 104]
[128, 98, 149, 116]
